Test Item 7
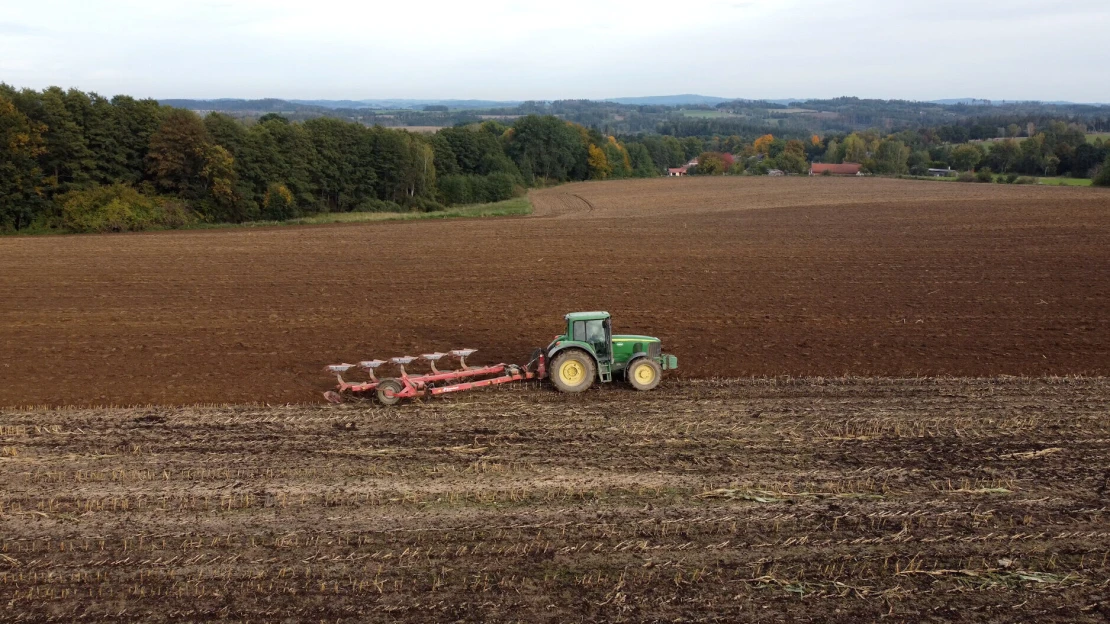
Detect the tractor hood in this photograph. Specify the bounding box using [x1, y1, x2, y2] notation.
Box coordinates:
[611, 335, 660, 344]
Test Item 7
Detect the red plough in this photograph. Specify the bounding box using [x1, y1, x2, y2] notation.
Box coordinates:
[324, 349, 546, 405]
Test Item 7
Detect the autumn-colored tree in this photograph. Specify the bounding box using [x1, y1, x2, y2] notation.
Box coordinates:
[0, 96, 47, 230]
[587, 144, 611, 180]
[784, 140, 807, 159]
[199, 144, 237, 207]
[810, 134, 822, 147]
[694, 152, 728, 175]
[147, 109, 212, 197]
[753, 134, 774, 155]
[263, 182, 297, 220]
[604, 136, 632, 178]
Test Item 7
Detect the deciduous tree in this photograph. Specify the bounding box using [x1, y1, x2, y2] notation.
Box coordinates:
[873, 139, 910, 174]
[753, 134, 774, 155]
[0, 96, 47, 230]
[949, 144, 983, 171]
[587, 144, 611, 179]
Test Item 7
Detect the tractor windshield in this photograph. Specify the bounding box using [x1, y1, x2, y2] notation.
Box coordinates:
[586, 320, 608, 358]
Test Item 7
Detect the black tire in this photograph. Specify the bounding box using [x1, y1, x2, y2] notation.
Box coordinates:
[627, 358, 662, 391]
[549, 349, 596, 393]
[376, 379, 404, 406]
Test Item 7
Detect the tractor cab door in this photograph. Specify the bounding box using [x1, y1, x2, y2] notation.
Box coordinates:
[572, 318, 612, 364]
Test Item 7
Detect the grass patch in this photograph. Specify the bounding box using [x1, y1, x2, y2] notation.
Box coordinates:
[892, 174, 1094, 187]
[1086, 132, 1110, 144]
[207, 196, 533, 229]
[6, 197, 533, 236]
[892, 175, 958, 182]
[1036, 177, 1093, 186]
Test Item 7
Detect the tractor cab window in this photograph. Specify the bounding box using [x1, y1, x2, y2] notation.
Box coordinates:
[586, 320, 608, 357]
[571, 319, 610, 357]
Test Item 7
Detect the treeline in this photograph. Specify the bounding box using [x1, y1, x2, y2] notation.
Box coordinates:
[5, 85, 1108, 234]
[818, 121, 1110, 179]
[651, 121, 1110, 183]
[164, 96, 1110, 139]
[0, 86, 669, 233]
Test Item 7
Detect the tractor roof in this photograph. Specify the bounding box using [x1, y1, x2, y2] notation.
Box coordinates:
[564, 311, 611, 322]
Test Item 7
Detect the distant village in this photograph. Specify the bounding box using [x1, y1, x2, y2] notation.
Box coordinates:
[668, 159, 957, 178]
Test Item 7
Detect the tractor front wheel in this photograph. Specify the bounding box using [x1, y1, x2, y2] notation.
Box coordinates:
[627, 358, 662, 391]
[549, 350, 596, 393]
[376, 379, 404, 406]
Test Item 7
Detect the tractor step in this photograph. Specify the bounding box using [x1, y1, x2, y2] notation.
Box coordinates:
[599, 361, 612, 383]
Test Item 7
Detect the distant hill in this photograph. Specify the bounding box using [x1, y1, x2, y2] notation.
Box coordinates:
[605, 94, 735, 106]
[290, 99, 522, 110]
[930, 98, 1108, 106]
[930, 98, 994, 106]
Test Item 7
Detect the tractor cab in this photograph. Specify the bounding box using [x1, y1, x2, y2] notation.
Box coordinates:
[545, 311, 677, 393]
[565, 311, 612, 371]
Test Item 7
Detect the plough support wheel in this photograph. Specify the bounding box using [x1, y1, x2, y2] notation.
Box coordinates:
[377, 379, 404, 406]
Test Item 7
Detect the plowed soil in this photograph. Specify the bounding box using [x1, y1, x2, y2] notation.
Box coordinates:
[2, 380, 1109, 622]
[1, 177, 1109, 406]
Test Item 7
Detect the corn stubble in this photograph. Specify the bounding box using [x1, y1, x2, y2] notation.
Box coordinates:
[1, 377, 1109, 621]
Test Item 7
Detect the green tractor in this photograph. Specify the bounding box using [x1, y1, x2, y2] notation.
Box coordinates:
[544, 311, 678, 393]
[323, 311, 676, 405]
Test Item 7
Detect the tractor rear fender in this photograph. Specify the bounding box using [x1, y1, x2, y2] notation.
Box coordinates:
[547, 341, 599, 365]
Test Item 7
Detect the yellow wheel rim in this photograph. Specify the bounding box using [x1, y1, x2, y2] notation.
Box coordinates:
[634, 363, 656, 385]
[559, 360, 585, 385]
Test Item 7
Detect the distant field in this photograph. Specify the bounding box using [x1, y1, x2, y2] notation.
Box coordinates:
[397, 125, 444, 133]
[678, 109, 738, 118]
[1087, 132, 1110, 143]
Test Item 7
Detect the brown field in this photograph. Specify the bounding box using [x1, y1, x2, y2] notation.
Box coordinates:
[3, 177, 1110, 621]
[2, 379, 1109, 622]
[1, 177, 1108, 407]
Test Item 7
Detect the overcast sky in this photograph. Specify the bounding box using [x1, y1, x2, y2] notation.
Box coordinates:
[1, 0, 1107, 102]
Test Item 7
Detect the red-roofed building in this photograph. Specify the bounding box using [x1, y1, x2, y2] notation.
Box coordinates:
[667, 167, 688, 177]
[810, 163, 863, 176]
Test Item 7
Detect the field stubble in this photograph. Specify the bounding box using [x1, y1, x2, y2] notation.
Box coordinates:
[2, 379, 1110, 622]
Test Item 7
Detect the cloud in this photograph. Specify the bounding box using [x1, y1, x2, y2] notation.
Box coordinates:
[0, 0, 1107, 101]
[0, 22, 43, 36]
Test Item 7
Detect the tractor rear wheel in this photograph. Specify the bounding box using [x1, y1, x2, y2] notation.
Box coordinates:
[376, 379, 404, 406]
[627, 358, 662, 391]
[549, 350, 596, 393]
